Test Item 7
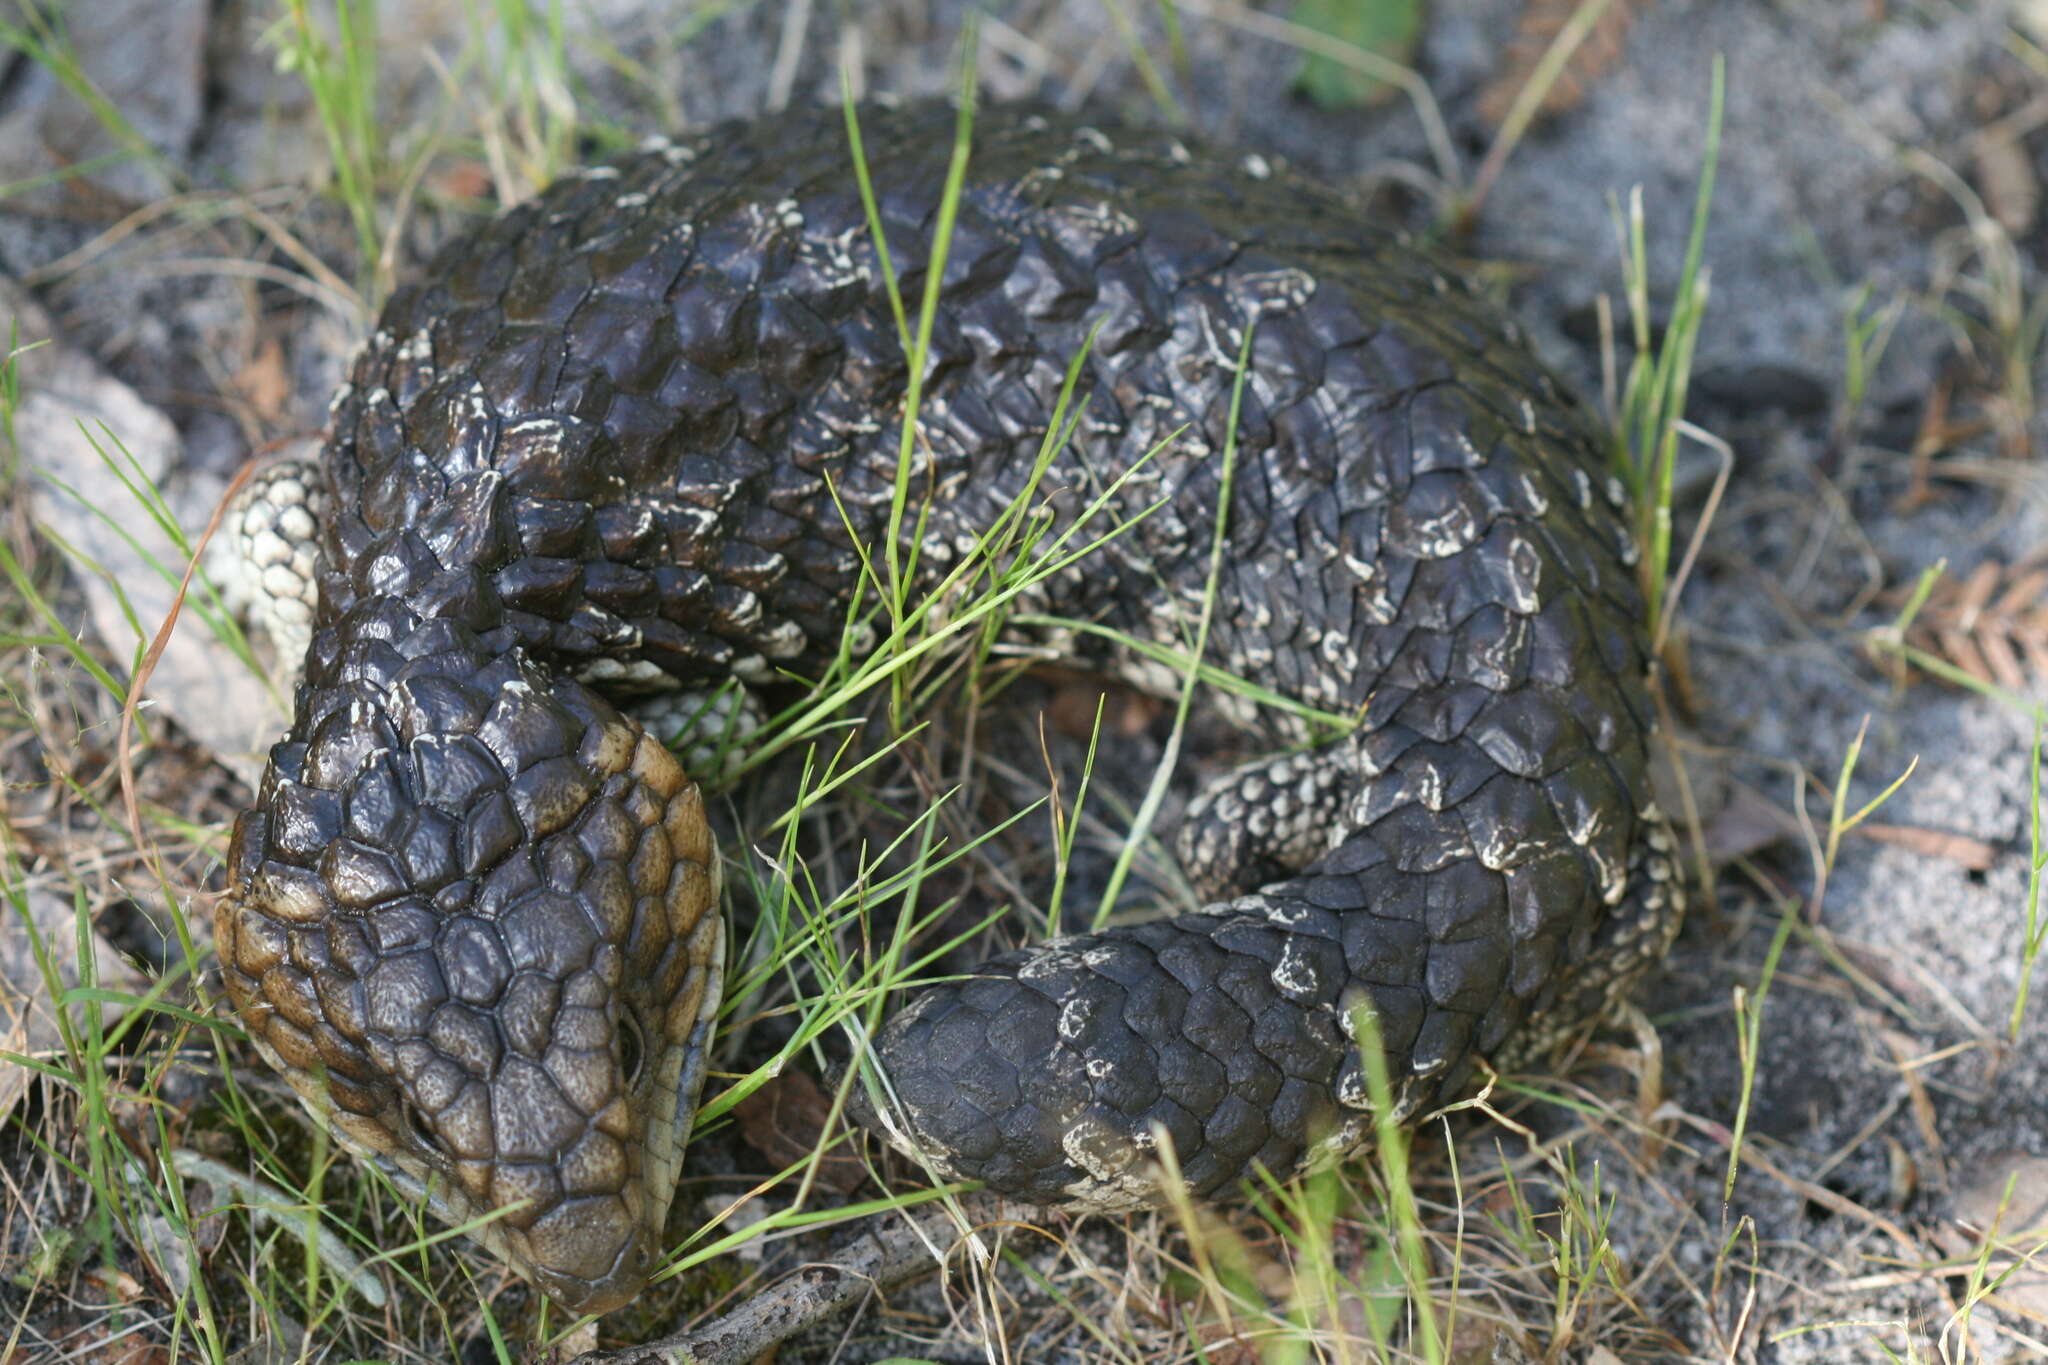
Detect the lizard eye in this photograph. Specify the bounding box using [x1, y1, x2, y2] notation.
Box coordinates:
[619, 1011, 646, 1089]
[399, 1099, 439, 1155]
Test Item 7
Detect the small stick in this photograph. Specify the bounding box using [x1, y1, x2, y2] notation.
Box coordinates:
[565, 1195, 1002, 1365]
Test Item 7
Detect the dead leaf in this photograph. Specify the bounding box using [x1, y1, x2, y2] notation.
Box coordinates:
[1885, 1134, 1918, 1209]
[231, 334, 292, 426]
[82, 1265, 147, 1304]
[1444, 1318, 1508, 1364]
[732, 1072, 867, 1194]
[1974, 128, 2039, 235]
[1048, 677, 1161, 741]
[429, 159, 495, 203]
[1699, 785, 1802, 865]
[1479, 0, 1642, 127]
[1190, 1327, 1259, 1365]
[1890, 554, 2048, 693]
[1855, 822, 1997, 871]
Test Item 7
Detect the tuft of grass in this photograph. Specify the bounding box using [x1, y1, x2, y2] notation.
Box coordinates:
[1489, 1144, 1629, 1355]
[1, 828, 239, 1361]
[1723, 721, 1916, 1209]
[1915, 159, 2048, 463]
[267, 0, 388, 296]
[1608, 54, 1724, 645]
[265, 0, 625, 308]
[1835, 280, 1906, 448]
[459, 0, 579, 191]
[1937, 1169, 2048, 1362]
[843, 37, 984, 672]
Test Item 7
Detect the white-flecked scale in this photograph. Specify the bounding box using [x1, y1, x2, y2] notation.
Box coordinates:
[573, 656, 674, 688]
[1055, 994, 1099, 1044]
[1056, 1112, 1164, 1212]
[1496, 804, 1687, 1069]
[1269, 934, 1326, 1001]
[1302, 1114, 1375, 1170]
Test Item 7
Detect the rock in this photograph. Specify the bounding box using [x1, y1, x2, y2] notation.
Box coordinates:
[6, 277, 285, 785]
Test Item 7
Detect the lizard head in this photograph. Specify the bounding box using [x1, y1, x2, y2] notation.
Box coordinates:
[217, 647, 723, 1315]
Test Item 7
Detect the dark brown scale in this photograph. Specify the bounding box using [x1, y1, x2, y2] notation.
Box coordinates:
[216, 102, 1682, 1312]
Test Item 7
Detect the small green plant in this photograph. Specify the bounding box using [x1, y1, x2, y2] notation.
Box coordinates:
[1936, 1167, 2048, 1362]
[1286, 0, 1424, 110]
[1490, 1145, 1628, 1353]
[448, 0, 626, 198]
[1725, 720, 1915, 1208]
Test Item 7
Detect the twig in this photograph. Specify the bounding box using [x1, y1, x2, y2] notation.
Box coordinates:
[565, 1194, 1002, 1365]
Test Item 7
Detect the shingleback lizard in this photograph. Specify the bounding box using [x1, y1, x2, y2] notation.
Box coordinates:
[213, 101, 1685, 1317]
